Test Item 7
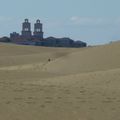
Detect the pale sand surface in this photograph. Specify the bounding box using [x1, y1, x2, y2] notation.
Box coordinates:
[0, 42, 120, 120]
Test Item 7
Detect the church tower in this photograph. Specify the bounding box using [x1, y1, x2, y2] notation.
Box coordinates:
[21, 19, 32, 38]
[33, 19, 43, 39]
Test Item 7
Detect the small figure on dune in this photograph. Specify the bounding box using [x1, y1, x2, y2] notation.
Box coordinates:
[48, 58, 51, 62]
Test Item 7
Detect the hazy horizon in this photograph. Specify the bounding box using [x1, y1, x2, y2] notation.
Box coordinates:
[0, 0, 120, 45]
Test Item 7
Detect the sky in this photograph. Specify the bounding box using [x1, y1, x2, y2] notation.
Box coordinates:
[0, 0, 120, 45]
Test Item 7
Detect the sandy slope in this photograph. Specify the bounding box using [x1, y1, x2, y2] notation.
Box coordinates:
[0, 42, 120, 120]
[44, 42, 120, 75]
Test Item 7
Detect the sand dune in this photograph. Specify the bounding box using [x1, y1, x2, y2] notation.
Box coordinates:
[0, 42, 120, 120]
[44, 42, 120, 75]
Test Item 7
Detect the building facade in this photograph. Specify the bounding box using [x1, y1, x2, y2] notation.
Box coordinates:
[33, 19, 43, 39]
[10, 19, 44, 43]
[9, 19, 87, 47]
[21, 19, 32, 39]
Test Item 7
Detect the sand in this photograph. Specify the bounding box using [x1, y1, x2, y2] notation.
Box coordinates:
[0, 42, 120, 120]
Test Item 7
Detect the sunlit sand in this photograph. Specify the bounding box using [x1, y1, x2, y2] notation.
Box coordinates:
[0, 42, 120, 120]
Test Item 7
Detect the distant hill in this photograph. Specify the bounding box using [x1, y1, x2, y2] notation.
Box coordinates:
[0, 37, 11, 42]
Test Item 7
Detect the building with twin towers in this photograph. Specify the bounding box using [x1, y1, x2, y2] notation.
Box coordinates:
[9, 18, 87, 47]
[10, 19, 43, 43]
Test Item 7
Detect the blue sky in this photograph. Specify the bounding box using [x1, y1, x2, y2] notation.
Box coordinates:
[0, 0, 120, 45]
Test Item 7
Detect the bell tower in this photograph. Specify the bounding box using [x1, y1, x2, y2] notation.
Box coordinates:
[33, 19, 43, 39]
[21, 19, 32, 38]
